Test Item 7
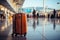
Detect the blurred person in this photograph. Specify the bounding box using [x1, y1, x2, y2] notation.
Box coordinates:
[53, 9, 56, 18]
[32, 9, 36, 18]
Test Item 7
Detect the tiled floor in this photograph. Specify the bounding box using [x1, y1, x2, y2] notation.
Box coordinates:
[0, 18, 60, 40]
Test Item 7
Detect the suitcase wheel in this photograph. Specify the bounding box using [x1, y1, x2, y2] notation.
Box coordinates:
[15, 34, 17, 36]
[12, 33, 17, 37]
[12, 33, 14, 37]
[24, 33, 26, 37]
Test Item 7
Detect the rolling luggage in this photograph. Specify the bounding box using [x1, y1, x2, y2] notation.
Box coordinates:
[12, 13, 27, 37]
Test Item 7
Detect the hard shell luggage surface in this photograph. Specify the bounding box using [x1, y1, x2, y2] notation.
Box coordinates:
[12, 13, 27, 37]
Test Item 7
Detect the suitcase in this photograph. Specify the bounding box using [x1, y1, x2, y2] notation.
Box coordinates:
[12, 13, 27, 37]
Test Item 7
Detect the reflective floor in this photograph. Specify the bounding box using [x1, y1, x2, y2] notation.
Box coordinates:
[0, 18, 60, 40]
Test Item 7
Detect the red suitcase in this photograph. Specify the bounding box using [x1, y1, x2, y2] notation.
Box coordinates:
[12, 13, 27, 37]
